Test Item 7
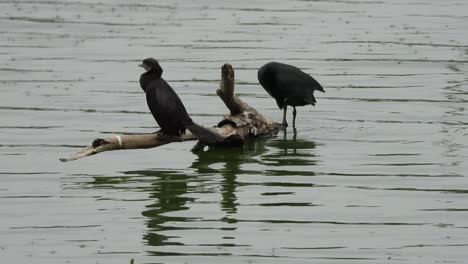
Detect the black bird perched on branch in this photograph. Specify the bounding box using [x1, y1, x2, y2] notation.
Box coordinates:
[258, 62, 325, 129]
[139, 58, 223, 144]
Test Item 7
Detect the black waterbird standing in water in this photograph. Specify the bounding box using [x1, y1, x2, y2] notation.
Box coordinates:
[139, 58, 223, 144]
[258, 62, 325, 129]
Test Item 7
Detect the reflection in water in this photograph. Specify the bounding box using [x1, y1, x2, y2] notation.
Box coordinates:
[191, 139, 270, 215]
[83, 170, 196, 248]
[81, 136, 319, 256]
[140, 170, 194, 248]
[4, 0, 468, 262]
[272, 131, 317, 157]
[189, 135, 319, 213]
[262, 131, 318, 170]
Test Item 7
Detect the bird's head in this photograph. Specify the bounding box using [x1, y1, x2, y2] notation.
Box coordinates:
[139, 58, 163, 77]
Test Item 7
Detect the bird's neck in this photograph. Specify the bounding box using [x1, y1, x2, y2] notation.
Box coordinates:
[139, 71, 161, 93]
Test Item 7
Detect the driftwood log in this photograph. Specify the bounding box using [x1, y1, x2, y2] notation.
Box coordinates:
[60, 64, 280, 162]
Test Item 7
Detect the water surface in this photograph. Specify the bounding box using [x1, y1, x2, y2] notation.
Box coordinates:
[1, 0, 467, 263]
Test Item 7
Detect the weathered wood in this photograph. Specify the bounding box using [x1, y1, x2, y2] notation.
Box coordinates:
[59, 126, 235, 162]
[216, 64, 280, 139]
[60, 63, 280, 162]
[216, 63, 252, 114]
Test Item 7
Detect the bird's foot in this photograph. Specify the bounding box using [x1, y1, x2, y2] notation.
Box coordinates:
[153, 130, 169, 139]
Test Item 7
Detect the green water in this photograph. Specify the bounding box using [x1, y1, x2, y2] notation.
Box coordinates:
[1, 0, 467, 263]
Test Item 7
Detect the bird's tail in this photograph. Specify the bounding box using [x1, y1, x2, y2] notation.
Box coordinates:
[186, 123, 224, 144]
[312, 78, 325, 93]
[305, 95, 317, 106]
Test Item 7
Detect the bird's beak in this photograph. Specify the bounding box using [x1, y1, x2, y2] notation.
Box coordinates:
[138, 64, 144, 68]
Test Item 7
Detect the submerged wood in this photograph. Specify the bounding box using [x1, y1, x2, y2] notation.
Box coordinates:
[60, 64, 280, 162]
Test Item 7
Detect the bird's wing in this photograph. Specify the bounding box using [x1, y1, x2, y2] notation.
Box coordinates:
[275, 69, 319, 107]
[146, 79, 190, 133]
[303, 95, 316, 106]
[276, 66, 323, 94]
[275, 98, 285, 109]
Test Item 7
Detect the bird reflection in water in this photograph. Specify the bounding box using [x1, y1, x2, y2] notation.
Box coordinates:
[262, 130, 319, 169]
[84, 135, 317, 251]
[139, 170, 195, 249]
[191, 139, 270, 215]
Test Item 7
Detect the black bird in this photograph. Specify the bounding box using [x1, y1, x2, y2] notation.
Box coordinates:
[139, 58, 223, 144]
[258, 62, 325, 129]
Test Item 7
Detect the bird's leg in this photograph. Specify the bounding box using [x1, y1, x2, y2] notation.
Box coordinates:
[282, 106, 288, 127]
[292, 106, 297, 129]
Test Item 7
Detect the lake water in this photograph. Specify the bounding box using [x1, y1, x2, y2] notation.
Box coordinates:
[1, 0, 467, 263]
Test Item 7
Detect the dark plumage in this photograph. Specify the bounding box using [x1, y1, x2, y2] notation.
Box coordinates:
[139, 58, 223, 144]
[258, 62, 325, 128]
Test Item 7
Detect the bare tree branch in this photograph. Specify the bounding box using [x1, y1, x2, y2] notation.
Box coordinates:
[60, 64, 280, 162]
